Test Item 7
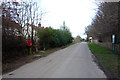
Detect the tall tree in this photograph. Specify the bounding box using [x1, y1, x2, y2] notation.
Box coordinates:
[85, 2, 119, 43]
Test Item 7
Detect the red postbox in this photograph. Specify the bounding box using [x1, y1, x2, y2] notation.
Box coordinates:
[27, 40, 32, 46]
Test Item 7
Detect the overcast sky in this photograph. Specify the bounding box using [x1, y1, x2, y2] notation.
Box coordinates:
[3, 0, 119, 38]
[13, 0, 98, 38]
[37, 0, 98, 38]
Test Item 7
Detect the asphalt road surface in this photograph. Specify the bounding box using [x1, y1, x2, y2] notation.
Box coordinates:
[3, 42, 106, 78]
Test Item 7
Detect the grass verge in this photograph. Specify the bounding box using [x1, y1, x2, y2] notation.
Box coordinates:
[88, 42, 119, 78]
[38, 42, 75, 56]
[3, 42, 75, 74]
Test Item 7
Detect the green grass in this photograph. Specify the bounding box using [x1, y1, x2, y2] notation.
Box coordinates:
[28, 55, 36, 59]
[39, 42, 76, 55]
[39, 48, 60, 55]
[88, 42, 118, 72]
[88, 42, 111, 54]
[64, 42, 75, 47]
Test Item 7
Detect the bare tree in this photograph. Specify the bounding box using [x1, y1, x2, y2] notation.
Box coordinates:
[85, 2, 119, 43]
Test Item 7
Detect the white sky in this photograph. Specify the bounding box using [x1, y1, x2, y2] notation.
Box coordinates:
[6, 0, 98, 38]
[38, 0, 98, 38]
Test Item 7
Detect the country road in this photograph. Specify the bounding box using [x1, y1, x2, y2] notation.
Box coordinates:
[3, 42, 106, 78]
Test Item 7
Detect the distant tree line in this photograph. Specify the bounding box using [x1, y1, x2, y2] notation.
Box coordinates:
[37, 27, 73, 50]
[85, 2, 120, 44]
